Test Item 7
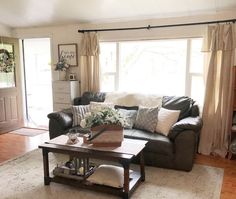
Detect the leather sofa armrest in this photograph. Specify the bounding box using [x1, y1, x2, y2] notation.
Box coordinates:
[168, 116, 203, 140]
[173, 130, 197, 171]
[47, 111, 73, 129]
[74, 97, 82, 105]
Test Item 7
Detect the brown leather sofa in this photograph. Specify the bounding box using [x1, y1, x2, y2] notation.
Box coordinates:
[48, 92, 202, 171]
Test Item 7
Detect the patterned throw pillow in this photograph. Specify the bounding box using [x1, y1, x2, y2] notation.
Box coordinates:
[117, 109, 138, 129]
[71, 105, 90, 127]
[134, 106, 159, 132]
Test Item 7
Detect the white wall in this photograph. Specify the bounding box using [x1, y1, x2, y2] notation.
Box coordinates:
[13, 16, 206, 82]
[13, 11, 236, 83]
[0, 23, 13, 37]
[14, 25, 81, 81]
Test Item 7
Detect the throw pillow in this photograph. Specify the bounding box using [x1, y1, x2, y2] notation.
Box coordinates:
[87, 165, 125, 188]
[89, 101, 114, 112]
[71, 105, 90, 127]
[134, 106, 159, 132]
[117, 109, 138, 129]
[162, 96, 194, 120]
[155, 108, 180, 136]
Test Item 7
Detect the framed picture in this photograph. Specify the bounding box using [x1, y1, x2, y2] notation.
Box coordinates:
[58, 43, 78, 66]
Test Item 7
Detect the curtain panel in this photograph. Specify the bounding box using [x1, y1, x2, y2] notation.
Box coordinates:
[79, 32, 100, 94]
[198, 24, 236, 157]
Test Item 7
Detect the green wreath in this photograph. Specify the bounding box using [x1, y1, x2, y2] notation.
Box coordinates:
[0, 49, 15, 73]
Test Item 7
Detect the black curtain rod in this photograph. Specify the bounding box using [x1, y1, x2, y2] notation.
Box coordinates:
[78, 18, 236, 33]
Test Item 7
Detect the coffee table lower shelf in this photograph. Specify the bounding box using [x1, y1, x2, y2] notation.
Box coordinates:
[48, 171, 142, 198]
[39, 138, 147, 199]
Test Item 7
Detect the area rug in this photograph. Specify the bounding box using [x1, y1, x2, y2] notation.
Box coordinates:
[0, 149, 223, 199]
[9, 128, 48, 136]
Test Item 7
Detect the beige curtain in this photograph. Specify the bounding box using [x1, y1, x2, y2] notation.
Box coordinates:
[79, 32, 100, 94]
[198, 24, 236, 157]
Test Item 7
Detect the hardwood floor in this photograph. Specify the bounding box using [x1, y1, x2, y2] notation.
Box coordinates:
[0, 132, 235, 198]
[0, 132, 49, 163]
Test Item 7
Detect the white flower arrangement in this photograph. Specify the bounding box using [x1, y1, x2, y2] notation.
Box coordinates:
[55, 57, 70, 71]
[80, 107, 126, 128]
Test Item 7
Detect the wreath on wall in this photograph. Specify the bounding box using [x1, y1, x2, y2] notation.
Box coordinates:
[0, 49, 15, 73]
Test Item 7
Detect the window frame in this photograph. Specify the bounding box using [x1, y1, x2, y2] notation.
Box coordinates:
[100, 37, 204, 100]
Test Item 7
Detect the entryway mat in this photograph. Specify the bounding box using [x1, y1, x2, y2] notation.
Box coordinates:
[9, 128, 48, 137]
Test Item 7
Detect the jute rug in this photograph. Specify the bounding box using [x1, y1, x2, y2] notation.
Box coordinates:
[9, 128, 48, 136]
[0, 149, 223, 199]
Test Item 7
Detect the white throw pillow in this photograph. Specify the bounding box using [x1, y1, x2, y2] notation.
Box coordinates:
[155, 108, 180, 136]
[89, 101, 114, 112]
[87, 165, 125, 188]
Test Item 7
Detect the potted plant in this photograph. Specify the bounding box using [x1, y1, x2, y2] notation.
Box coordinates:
[80, 107, 126, 147]
[55, 57, 70, 80]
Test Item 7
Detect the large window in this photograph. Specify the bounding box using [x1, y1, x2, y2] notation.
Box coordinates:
[100, 38, 204, 105]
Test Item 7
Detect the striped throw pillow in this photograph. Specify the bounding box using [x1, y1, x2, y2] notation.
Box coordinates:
[71, 105, 90, 127]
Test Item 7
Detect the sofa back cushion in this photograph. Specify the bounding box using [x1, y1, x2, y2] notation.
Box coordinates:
[162, 96, 195, 120]
[79, 92, 106, 105]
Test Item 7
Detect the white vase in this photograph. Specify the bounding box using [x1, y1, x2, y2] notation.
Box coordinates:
[59, 71, 67, 81]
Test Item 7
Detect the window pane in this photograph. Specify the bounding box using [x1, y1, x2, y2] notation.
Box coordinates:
[191, 76, 205, 105]
[100, 74, 115, 92]
[100, 42, 116, 73]
[0, 71, 15, 88]
[119, 40, 187, 95]
[190, 38, 203, 74]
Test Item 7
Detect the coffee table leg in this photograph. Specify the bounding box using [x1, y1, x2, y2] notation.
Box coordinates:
[42, 149, 50, 185]
[140, 151, 145, 181]
[123, 161, 130, 199]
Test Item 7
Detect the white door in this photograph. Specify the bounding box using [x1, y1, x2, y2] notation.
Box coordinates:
[0, 37, 24, 133]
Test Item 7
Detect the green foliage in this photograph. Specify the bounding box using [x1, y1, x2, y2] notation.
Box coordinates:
[0, 50, 15, 73]
[55, 57, 69, 71]
[80, 107, 125, 128]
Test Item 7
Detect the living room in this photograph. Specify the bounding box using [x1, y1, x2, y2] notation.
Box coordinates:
[0, 0, 236, 199]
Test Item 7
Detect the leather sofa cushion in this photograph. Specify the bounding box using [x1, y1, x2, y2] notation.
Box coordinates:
[79, 92, 106, 105]
[114, 105, 139, 110]
[162, 96, 194, 120]
[124, 129, 173, 156]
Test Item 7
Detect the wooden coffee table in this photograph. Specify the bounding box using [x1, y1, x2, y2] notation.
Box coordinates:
[39, 135, 147, 199]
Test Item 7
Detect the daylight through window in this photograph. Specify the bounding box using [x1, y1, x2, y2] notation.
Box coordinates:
[100, 38, 204, 105]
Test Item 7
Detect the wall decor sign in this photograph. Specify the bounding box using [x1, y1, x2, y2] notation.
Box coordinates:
[58, 43, 78, 66]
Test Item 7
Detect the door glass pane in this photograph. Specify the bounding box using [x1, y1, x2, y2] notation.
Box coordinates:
[0, 43, 15, 88]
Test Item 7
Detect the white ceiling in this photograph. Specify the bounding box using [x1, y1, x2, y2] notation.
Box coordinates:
[0, 0, 236, 28]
